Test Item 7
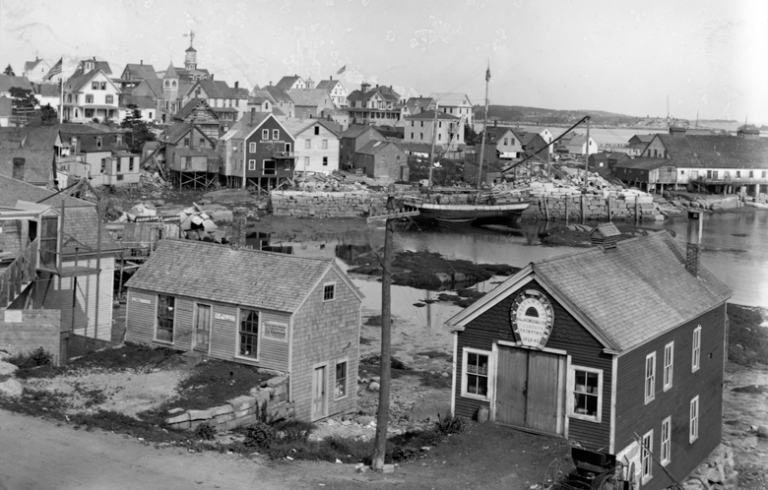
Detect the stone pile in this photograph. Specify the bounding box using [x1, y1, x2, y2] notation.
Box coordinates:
[679, 444, 739, 490]
[165, 375, 293, 432]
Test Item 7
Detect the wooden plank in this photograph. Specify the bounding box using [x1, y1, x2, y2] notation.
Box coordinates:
[495, 346, 527, 427]
[526, 350, 561, 434]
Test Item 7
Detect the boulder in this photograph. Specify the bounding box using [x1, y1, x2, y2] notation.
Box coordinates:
[0, 360, 18, 377]
[0, 378, 23, 398]
[757, 425, 768, 439]
[367, 382, 381, 392]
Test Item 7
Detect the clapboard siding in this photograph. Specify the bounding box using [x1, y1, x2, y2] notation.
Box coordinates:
[454, 280, 613, 450]
[124, 288, 158, 343]
[291, 269, 360, 421]
[614, 304, 725, 490]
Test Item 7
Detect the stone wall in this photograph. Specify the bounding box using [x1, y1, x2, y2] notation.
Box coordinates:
[165, 375, 294, 431]
[270, 190, 388, 218]
[522, 193, 658, 221]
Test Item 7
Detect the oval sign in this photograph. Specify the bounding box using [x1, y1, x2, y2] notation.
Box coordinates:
[510, 290, 554, 349]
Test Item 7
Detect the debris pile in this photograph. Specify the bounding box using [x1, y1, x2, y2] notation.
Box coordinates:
[178, 203, 228, 243]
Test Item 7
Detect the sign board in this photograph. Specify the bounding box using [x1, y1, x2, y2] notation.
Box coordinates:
[134, 215, 181, 223]
[214, 312, 236, 322]
[4, 310, 22, 323]
[510, 289, 554, 349]
[263, 321, 288, 341]
[131, 297, 151, 305]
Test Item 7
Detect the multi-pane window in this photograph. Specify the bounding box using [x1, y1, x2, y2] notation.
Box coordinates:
[335, 361, 347, 399]
[692, 326, 701, 372]
[690, 396, 699, 443]
[462, 349, 489, 399]
[262, 129, 269, 140]
[96, 137, 102, 148]
[272, 129, 279, 140]
[663, 342, 674, 391]
[86, 95, 94, 103]
[91, 81, 99, 90]
[249, 142, 256, 152]
[100, 82, 106, 90]
[239, 309, 259, 359]
[248, 160, 256, 171]
[645, 352, 656, 403]
[305, 139, 311, 149]
[156, 295, 175, 342]
[572, 367, 601, 422]
[641, 430, 653, 483]
[105, 95, 113, 104]
[323, 283, 335, 301]
[322, 139, 328, 149]
[661, 416, 672, 466]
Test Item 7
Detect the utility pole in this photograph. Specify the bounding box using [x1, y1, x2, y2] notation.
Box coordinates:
[477, 61, 491, 188]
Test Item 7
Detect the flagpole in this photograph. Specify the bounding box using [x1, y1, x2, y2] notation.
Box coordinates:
[59, 76, 64, 124]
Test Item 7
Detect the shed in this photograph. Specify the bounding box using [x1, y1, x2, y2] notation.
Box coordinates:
[589, 222, 621, 249]
[124, 239, 364, 422]
[446, 230, 730, 489]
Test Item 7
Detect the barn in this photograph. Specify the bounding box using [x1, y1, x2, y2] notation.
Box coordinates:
[446, 226, 730, 489]
[124, 239, 364, 422]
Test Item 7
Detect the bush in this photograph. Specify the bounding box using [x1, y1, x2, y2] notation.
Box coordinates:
[273, 419, 314, 443]
[194, 423, 216, 441]
[244, 422, 275, 449]
[6, 347, 54, 369]
[434, 413, 466, 437]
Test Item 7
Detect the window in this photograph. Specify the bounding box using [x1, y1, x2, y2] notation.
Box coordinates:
[736, 170, 741, 178]
[663, 342, 674, 391]
[239, 309, 259, 359]
[707, 170, 713, 179]
[263, 160, 276, 175]
[411, 132, 414, 139]
[199, 138, 206, 148]
[763, 171, 767, 178]
[503, 138, 508, 145]
[86, 94, 94, 104]
[100, 158, 106, 174]
[461, 348, 490, 400]
[322, 157, 328, 166]
[116, 159, 122, 173]
[129, 157, 134, 172]
[641, 430, 653, 483]
[100, 82, 106, 90]
[248, 159, 256, 171]
[314, 126, 320, 135]
[96, 137, 102, 148]
[661, 416, 672, 466]
[420, 121, 424, 128]
[749, 170, 754, 178]
[305, 139, 311, 149]
[183, 137, 190, 147]
[91, 81, 99, 89]
[323, 283, 335, 301]
[184, 157, 191, 169]
[262, 129, 269, 140]
[438, 134, 442, 141]
[322, 139, 328, 149]
[689, 396, 699, 443]
[420, 133, 423, 140]
[116, 174, 124, 181]
[105, 95, 113, 104]
[156, 295, 175, 343]
[438, 121, 442, 128]
[149, 112, 153, 119]
[248, 142, 256, 153]
[645, 352, 656, 403]
[692, 325, 701, 372]
[272, 129, 279, 140]
[571, 366, 602, 422]
[335, 360, 348, 399]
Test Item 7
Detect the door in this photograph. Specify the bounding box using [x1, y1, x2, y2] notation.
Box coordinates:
[495, 346, 566, 435]
[311, 365, 327, 421]
[193, 304, 211, 353]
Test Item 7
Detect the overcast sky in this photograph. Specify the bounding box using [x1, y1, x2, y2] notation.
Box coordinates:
[1, 0, 765, 123]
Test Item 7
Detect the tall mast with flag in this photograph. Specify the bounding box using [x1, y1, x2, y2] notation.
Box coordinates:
[44, 57, 64, 123]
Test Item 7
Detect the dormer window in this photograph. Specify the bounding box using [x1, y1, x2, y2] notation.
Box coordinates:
[92, 81, 99, 89]
[96, 137, 102, 148]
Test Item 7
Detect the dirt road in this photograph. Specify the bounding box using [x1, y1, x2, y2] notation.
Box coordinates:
[0, 410, 320, 490]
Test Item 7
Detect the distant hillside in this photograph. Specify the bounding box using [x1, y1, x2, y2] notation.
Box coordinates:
[473, 105, 645, 126]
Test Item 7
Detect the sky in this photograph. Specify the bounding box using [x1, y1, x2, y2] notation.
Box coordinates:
[1, 0, 766, 124]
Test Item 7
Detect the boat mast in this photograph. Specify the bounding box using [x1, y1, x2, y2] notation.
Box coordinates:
[427, 102, 439, 187]
[477, 61, 490, 188]
[584, 115, 590, 193]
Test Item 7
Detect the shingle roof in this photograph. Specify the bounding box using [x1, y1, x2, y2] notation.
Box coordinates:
[73, 60, 112, 77]
[35, 83, 60, 97]
[347, 85, 400, 104]
[405, 109, 459, 121]
[24, 59, 44, 72]
[287, 89, 332, 107]
[173, 98, 219, 122]
[340, 124, 382, 140]
[656, 134, 768, 169]
[162, 123, 193, 144]
[0, 74, 33, 93]
[0, 174, 91, 208]
[357, 140, 400, 156]
[280, 118, 341, 138]
[316, 79, 340, 91]
[60, 206, 122, 255]
[479, 126, 516, 144]
[0, 125, 60, 150]
[65, 69, 114, 93]
[125, 239, 346, 313]
[163, 63, 179, 79]
[429, 92, 472, 107]
[0, 148, 52, 184]
[123, 63, 158, 80]
[134, 78, 163, 98]
[226, 113, 273, 139]
[275, 75, 302, 90]
[446, 232, 731, 353]
[120, 95, 156, 109]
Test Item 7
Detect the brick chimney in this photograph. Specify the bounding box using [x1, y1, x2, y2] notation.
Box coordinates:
[235, 81, 239, 89]
[12, 157, 25, 181]
[685, 210, 703, 277]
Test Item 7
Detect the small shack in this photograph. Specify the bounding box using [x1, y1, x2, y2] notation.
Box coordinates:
[589, 222, 621, 249]
[124, 239, 364, 422]
[447, 229, 730, 489]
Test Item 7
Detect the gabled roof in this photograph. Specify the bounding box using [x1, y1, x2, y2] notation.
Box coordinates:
[133, 78, 163, 98]
[59, 206, 122, 255]
[226, 113, 274, 140]
[163, 63, 179, 79]
[405, 109, 459, 121]
[404, 97, 435, 112]
[280, 118, 341, 138]
[357, 140, 401, 156]
[316, 79, 341, 91]
[260, 86, 292, 104]
[35, 83, 60, 98]
[0, 74, 33, 93]
[429, 92, 472, 107]
[65, 69, 119, 94]
[613, 158, 669, 170]
[73, 60, 112, 77]
[0, 174, 91, 208]
[347, 85, 400, 104]
[162, 123, 194, 144]
[0, 125, 61, 150]
[340, 124, 383, 140]
[589, 222, 621, 238]
[479, 126, 517, 144]
[24, 59, 45, 72]
[125, 239, 362, 313]
[275, 75, 303, 90]
[519, 132, 544, 146]
[446, 231, 731, 353]
[122, 63, 158, 80]
[120, 95, 156, 109]
[654, 134, 768, 169]
[173, 98, 220, 123]
[0, 148, 52, 184]
[286, 89, 332, 107]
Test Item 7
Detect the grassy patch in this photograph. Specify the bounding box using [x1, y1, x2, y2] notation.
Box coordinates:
[728, 304, 768, 366]
[415, 350, 451, 360]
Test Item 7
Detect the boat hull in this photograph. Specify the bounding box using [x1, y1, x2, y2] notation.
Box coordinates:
[414, 201, 531, 222]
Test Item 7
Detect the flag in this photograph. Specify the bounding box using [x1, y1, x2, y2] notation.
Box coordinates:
[44, 57, 63, 81]
[336, 65, 346, 75]
[485, 65, 491, 82]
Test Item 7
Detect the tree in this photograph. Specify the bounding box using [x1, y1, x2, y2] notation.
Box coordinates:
[40, 104, 57, 125]
[3, 64, 14, 76]
[120, 105, 155, 153]
[464, 124, 479, 146]
[9, 87, 38, 109]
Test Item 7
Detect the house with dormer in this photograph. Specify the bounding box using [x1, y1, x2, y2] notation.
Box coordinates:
[275, 75, 306, 91]
[182, 79, 249, 124]
[23, 58, 52, 84]
[345, 82, 402, 127]
[63, 69, 121, 123]
[316, 77, 348, 107]
[115, 61, 158, 93]
[430, 93, 473, 126]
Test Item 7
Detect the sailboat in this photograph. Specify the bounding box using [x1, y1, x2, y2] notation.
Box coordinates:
[405, 62, 531, 222]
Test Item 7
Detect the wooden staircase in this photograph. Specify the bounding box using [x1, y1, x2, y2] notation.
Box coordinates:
[0, 238, 38, 309]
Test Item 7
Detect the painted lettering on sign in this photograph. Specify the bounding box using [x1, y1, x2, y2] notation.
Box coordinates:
[131, 297, 151, 305]
[510, 290, 554, 348]
[214, 312, 236, 322]
[263, 321, 288, 341]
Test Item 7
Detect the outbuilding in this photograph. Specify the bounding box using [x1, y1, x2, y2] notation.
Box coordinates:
[124, 239, 364, 422]
[447, 228, 730, 489]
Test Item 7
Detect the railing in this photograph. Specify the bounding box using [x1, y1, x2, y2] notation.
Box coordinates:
[272, 150, 296, 158]
[0, 238, 38, 309]
[691, 176, 768, 184]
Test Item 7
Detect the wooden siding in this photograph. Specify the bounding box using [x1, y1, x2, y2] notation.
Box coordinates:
[614, 304, 726, 490]
[454, 279, 613, 450]
[125, 288, 291, 372]
[244, 118, 296, 179]
[290, 268, 360, 421]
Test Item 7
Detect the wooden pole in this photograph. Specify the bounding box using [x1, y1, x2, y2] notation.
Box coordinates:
[477, 61, 490, 188]
[565, 197, 569, 225]
[607, 196, 612, 222]
[94, 197, 102, 343]
[427, 104, 439, 187]
[372, 190, 395, 471]
[543, 197, 549, 221]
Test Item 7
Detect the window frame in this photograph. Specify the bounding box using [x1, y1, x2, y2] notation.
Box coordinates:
[663, 341, 674, 391]
[645, 352, 656, 404]
[689, 395, 699, 443]
[263, 160, 276, 175]
[661, 416, 672, 466]
[323, 282, 336, 302]
[262, 129, 269, 140]
[641, 429, 653, 484]
[105, 95, 113, 104]
[85, 94, 94, 104]
[460, 347, 491, 401]
[569, 365, 603, 423]
[91, 81, 99, 90]
[248, 159, 256, 171]
[322, 139, 328, 149]
[692, 326, 701, 372]
[305, 139, 311, 149]
[334, 358, 348, 400]
[237, 308, 260, 361]
[248, 142, 256, 153]
[272, 129, 279, 140]
[155, 294, 176, 344]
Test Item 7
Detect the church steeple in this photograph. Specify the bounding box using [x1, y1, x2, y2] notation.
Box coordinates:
[163, 61, 179, 99]
[185, 30, 197, 71]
